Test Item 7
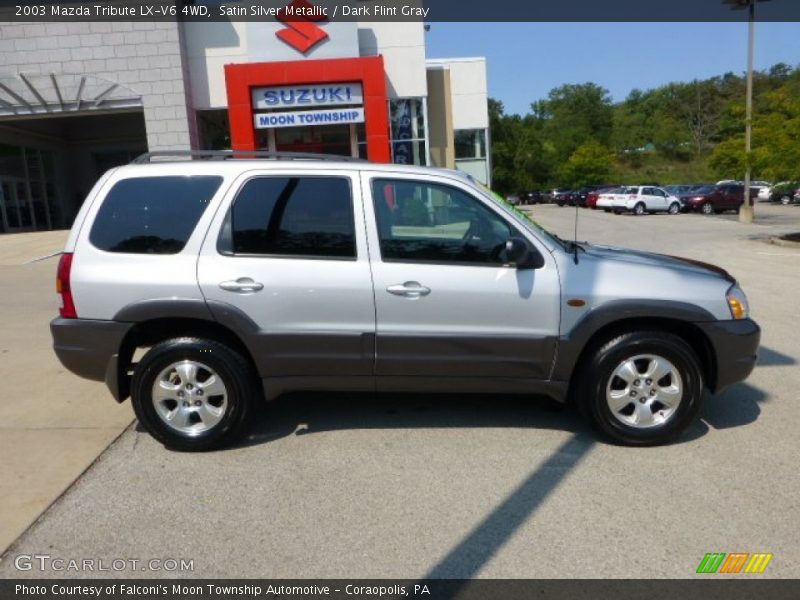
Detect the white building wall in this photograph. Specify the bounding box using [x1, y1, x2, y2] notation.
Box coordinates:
[358, 22, 427, 98]
[181, 20, 428, 110]
[0, 22, 194, 150]
[425, 57, 489, 130]
[182, 21, 249, 109]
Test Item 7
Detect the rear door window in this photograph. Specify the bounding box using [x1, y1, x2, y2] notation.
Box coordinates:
[90, 176, 222, 254]
[221, 176, 356, 259]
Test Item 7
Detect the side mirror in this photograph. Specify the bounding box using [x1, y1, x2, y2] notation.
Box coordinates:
[505, 237, 545, 270]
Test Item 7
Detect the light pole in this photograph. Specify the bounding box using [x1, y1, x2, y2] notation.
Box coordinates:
[725, 0, 770, 223]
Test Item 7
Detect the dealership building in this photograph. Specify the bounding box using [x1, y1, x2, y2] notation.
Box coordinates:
[0, 17, 489, 233]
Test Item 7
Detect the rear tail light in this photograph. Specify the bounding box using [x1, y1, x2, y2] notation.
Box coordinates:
[56, 253, 76, 319]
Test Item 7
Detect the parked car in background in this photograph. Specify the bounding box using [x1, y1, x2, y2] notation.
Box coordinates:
[752, 181, 773, 201]
[664, 185, 694, 197]
[769, 182, 800, 205]
[596, 187, 623, 211]
[587, 186, 620, 209]
[551, 188, 572, 206]
[680, 184, 755, 214]
[572, 185, 605, 207]
[523, 190, 545, 205]
[612, 186, 682, 216]
[506, 193, 522, 206]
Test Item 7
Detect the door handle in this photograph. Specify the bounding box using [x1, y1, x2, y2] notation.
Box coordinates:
[219, 277, 264, 293]
[386, 281, 431, 297]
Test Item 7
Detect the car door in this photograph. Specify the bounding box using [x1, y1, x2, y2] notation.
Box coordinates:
[197, 169, 376, 380]
[360, 172, 561, 387]
[651, 187, 670, 211]
[641, 187, 662, 211]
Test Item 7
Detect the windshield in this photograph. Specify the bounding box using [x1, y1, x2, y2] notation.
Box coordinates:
[472, 180, 563, 250]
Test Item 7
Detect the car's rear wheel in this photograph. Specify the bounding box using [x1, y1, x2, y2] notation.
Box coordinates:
[668, 202, 680, 215]
[131, 337, 257, 451]
[633, 202, 646, 216]
[576, 331, 704, 446]
[701, 202, 714, 215]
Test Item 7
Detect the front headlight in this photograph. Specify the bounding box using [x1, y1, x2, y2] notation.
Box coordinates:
[726, 284, 749, 320]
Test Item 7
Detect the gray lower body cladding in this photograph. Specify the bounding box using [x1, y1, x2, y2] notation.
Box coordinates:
[50, 317, 132, 401]
[50, 317, 565, 403]
[695, 318, 760, 393]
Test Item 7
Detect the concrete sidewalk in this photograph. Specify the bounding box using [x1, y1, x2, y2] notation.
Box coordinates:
[0, 231, 134, 554]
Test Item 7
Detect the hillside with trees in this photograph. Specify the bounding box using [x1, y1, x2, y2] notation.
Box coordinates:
[489, 63, 800, 194]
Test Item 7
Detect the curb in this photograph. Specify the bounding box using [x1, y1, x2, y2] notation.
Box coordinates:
[768, 235, 800, 249]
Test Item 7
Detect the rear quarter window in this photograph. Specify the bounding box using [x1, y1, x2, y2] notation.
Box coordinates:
[89, 176, 222, 254]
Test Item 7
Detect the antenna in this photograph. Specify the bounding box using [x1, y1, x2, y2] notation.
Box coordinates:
[573, 199, 580, 264]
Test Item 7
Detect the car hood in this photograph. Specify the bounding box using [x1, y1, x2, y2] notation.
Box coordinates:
[582, 244, 735, 282]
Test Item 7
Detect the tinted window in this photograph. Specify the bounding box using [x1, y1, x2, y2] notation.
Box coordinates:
[372, 179, 513, 265]
[90, 176, 222, 254]
[229, 177, 355, 258]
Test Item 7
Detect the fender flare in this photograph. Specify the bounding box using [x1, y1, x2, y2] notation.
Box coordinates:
[551, 299, 715, 381]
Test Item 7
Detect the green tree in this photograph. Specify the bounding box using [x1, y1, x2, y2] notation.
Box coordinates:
[535, 83, 614, 162]
[560, 140, 615, 188]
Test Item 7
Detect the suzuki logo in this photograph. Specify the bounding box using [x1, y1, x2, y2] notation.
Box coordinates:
[276, 0, 329, 54]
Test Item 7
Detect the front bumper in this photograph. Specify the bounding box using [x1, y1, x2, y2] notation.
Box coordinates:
[696, 318, 760, 393]
[51, 317, 132, 401]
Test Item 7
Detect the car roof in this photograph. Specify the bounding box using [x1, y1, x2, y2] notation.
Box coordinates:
[107, 158, 477, 184]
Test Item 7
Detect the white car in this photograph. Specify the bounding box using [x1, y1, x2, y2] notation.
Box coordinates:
[752, 181, 773, 201]
[612, 186, 682, 216]
[596, 187, 622, 211]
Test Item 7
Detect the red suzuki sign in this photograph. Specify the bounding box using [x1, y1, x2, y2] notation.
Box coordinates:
[276, 0, 329, 54]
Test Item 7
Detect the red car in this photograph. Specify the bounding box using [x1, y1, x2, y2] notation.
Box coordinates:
[680, 184, 757, 215]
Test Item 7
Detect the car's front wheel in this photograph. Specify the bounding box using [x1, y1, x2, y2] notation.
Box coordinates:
[131, 337, 257, 451]
[576, 331, 704, 446]
[701, 202, 714, 215]
[781, 195, 791, 205]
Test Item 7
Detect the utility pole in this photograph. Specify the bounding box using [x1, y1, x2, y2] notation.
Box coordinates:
[740, 0, 756, 223]
[725, 0, 770, 222]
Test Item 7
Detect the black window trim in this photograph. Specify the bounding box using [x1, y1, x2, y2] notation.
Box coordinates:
[369, 176, 523, 269]
[217, 174, 358, 261]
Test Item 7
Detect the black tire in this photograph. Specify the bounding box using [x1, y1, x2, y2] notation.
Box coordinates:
[634, 202, 646, 216]
[781, 195, 791, 205]
[131, 337, 257, 451]
[575, 330, 704, 446]
[701, 202, 714, 215]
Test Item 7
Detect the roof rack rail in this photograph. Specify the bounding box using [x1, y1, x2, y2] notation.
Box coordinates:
[131, 150, 367, 164]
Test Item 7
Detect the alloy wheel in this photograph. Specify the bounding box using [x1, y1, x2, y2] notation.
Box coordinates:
[605, 354, 683, 429]
[151, 360, 228, 436]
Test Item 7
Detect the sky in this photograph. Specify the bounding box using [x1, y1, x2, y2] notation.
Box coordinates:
[425, 22, 800, 115]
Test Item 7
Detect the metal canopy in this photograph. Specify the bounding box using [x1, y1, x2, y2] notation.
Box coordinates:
[0, 73, 142, 119]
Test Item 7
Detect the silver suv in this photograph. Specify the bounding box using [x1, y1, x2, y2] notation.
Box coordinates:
[51, 152, 760, 450]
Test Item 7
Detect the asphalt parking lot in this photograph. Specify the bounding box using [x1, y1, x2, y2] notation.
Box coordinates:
[1, 203, 798, 579]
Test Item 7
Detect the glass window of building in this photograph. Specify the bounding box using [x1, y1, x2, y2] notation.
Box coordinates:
[454, 129, 487, 160]
[389, 99, 427, 166]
